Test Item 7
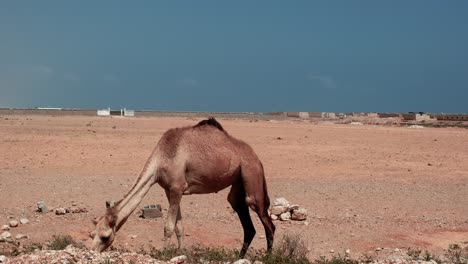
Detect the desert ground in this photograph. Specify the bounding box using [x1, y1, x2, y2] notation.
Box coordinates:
[0, 115, 467, 259]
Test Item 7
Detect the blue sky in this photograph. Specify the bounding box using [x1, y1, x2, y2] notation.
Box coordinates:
[1, 1, 467, 113]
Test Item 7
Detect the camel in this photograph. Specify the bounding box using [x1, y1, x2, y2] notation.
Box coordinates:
[90, 118, 275, 257]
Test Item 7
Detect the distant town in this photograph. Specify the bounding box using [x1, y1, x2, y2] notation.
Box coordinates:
[0, 107, 467, 123]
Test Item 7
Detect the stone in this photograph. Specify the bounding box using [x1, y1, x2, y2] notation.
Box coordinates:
[1, 225, 9, 231]
[273, 197, 289, 208]
[0, 232, 11, 239]
[0, 237, 5, 242]
[15, 234, 28, 240]
[55, 208, 67, 215]
[170, 255, 187, 263]
[330, 249, 335, 253]
[0, 255, 6, 263]
[8, 220, 18, 227]
[37, 201, 48, 213]
[280, 212, 291, 221]
[20, 218, 29, 224]
[291, 208, 308, 221]
[142, 204, 163, 218]
[345, 249, 350, 255]
[271, 205, 288, 215]
[253, 261, 264, 264]
[289, 204, 300, 210]
[234, 259, 252, 264]
[270, 214, 278, 221]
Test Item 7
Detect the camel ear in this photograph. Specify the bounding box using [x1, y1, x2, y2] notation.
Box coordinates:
[105, 200, 116, 209]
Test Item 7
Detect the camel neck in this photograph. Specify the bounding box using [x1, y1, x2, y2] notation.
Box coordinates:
[114, 158, 158, 231]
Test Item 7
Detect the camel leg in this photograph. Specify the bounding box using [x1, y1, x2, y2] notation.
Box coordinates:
[228, 181, 256, 257]
[163, 189, 183, 248]
[253, 201, 275, 253]
[241, 166, 276, 254]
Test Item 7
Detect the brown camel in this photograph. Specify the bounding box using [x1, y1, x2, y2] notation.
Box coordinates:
[90, 118, 275, 257]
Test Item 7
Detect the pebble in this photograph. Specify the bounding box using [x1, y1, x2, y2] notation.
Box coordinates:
[270, 214, 278, 221]
[280, 212, 291, 221]
[20, 218, 29, 224]
[15, 234, 28, 240]
[1, 225, 9, 231]
[291, 208, 308, 221]
[0, 231, 11, 239]
[330, 249, 335, 253]
[37, 201, 48, 213]
[55, 208, 67, 215]
[345, 249, 350, 254]
[170, 255, 187, 263]
[130, 235, 138, 239]
[233, 259, 252, 264]
[0, 255, 6, 263]
[375, 247, 382, 251]
[9, 220, 18, 227]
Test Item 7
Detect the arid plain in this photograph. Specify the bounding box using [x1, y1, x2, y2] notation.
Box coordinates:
[1, 115, 467, 258]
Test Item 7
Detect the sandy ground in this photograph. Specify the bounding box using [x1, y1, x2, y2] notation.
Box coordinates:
[0, 115, 467, 259]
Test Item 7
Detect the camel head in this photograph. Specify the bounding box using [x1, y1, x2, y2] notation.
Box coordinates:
[90, 201, 117, 252]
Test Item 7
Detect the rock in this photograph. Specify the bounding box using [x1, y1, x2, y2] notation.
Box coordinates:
[330, 249, 335, 253]
[170, 255, 187, 263]
[8, 220, 18, 227]
[20, 218, 29, 224]
[270, 214, 278, 221]
[304, 221, 309, 226]
[0, 231, 11, 239]
[70, 207, 88, 213]
[253, 261, 264, 264]
[0, 255, 6, 263]
[55, 208, 67, 215]
[37, 201, 48, 213]
[345, 249, 350, 255]
[234, 259, 252, 264]
[289, 204, 300, 211]
[0, 237, 5, 242]
[130, 235, 138, 239]
[375, 247, 382, 251]
[280, 212, 291, 221]
[15, 234, 28, 240]
[271, 205, 288, 215]
[1, 225, 9, 231]
[142, 204, 163, 218]
[273, 197, 289, 208]
[291, 208, 308, 221]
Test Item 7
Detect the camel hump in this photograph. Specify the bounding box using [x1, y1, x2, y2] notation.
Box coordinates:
[194, 117, 224, 131]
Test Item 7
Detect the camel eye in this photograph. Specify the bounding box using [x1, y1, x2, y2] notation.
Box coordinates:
[101, 235, 110, 242]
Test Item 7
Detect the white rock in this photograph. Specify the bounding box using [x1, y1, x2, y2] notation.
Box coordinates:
[20, 218, 29, 224]
[291, 208, 308, 221]
[234, 259, 252, 264]
[253, 261, 264, 264]
[55, 208, 67, 215]
[270, 214, 278, 221]
[130, 235, 138, 239]
[280, 212, 291, 221]
[15, 234, 28, 240]
[8, 220, 18, 227]
[0, 237, 5, 242]
[273, 197, 290, 208]
[271, 206, 288, 215]
[170, 255, 187, 264]
[0, 231, 11, 239]
[0, 225, 9, 231]
[330, 249, 335, 253]
[345, 249, 351, 254]
[0, 255, 6, 263]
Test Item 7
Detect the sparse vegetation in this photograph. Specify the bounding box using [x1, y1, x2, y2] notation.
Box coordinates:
[48, 234, 84, 250]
